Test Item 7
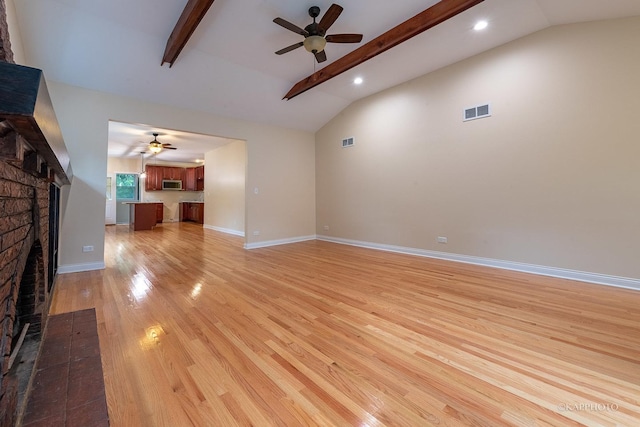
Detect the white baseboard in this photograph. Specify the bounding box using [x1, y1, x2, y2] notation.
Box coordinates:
[58, 261, 105, 274]
[203, 224, 245, 237]
[244, 235, 316, 250]
[59, 234, 639, 291]
[316, 235, 640, 291]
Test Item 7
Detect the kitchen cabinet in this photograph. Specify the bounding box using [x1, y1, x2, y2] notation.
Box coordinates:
[145, 165, 202, 191]
[191, 203, 204, 224]
[180, 202, 204, 224]
[156, 203, 163, 223]
[195, 165, 204, 191]
[144, 165, 163, 191]
[184, 167, 196, 191]
[163, 166, 184, 181]
[184, 166, 204, 191]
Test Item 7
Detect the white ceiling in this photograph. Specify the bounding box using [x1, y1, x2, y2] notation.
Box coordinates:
[12, 0, 640, 162]
[107, 120, 237, 163]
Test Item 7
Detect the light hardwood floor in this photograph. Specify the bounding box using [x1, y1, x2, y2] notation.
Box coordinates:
[50, 223, 640, 426]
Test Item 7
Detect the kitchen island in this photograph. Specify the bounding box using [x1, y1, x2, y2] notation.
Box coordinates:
[125, 202, 163, 231]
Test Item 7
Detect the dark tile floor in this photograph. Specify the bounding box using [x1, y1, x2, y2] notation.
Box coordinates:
[21, 308, 109, 426]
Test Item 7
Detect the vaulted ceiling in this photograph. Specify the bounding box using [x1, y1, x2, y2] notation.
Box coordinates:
[11, 0, 640, 161]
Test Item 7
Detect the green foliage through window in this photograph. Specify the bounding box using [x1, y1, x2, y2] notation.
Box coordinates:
[116, 174, 138, 200]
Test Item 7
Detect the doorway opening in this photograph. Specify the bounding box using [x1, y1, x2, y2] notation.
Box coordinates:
[115, 173, 140, 224]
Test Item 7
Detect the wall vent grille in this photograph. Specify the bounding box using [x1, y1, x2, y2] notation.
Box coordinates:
[464, 103, 491, 121]
[342, 137, 354, 148]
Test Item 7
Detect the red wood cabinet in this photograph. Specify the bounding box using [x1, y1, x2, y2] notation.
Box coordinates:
[144, 165, 163, 191]
[184, 167, 196, 191]
[129, 203, 157, 231]
[195, 203, 204, 224]
[156, 203, 163, 223]
[195, 166, 204, 191]
[180, 203, 187, 222]
[144, 165, 202, 191]
[180, 202, 204, 224]
[162, 166, 184, 181]
[183, 166, 204, 191]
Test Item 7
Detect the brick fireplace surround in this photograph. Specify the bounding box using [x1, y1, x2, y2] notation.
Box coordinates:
[0, 3, 72, 424]
[0, 159, 50, 426]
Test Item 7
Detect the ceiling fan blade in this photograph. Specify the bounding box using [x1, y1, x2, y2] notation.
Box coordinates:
[325, 33, 363, 43]
[163, 147, 178, 150]
[318, 4, 343, 32]
[275, 42, 304, 55]
[273, 17, 308, 36]
[314, 50, 327, 63]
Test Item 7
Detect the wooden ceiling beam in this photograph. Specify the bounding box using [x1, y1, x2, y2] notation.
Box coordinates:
[284, 0, 484, 100]
[162, 0, 216, 67]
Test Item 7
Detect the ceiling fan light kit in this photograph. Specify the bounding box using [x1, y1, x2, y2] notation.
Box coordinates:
[147, 132, 178, 154]
[303, 35, 327, 53]
[149, 142, 163, 154]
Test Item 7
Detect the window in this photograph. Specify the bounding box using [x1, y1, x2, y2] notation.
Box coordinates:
[115, 173, 139, 200]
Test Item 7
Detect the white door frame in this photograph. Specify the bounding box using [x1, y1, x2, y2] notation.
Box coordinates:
[105, 174, 116, 225]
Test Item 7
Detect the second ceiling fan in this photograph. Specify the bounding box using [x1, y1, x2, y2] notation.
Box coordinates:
[274, 4, 363, 63]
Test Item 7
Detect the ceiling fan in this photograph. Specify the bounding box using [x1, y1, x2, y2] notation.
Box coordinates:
[273, 4, 363, 63]
[147, 133, 176, 154]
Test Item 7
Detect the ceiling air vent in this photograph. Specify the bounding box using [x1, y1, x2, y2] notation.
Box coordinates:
[463, 103, 491, 122]
[342, 137, 354, 148]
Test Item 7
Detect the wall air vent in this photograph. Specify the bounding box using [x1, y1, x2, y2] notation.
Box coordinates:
[342, 137, 354, 148]
[463, 103, 491, 122]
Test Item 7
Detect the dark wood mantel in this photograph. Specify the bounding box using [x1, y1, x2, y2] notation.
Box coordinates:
[0, 62, 72, 185]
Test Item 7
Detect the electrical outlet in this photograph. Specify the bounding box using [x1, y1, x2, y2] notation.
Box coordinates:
[82, 245, 94, 252]
[323, 225, 329, 231]
[437, 237, 448, 244]
[253, 231, 260, 236]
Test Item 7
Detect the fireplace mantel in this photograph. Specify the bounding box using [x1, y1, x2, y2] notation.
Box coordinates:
[0, 61, 72, 185]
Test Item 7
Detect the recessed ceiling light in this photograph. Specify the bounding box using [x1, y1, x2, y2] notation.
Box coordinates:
[474, 20, 488, 31]
[354, 77, 363, 85]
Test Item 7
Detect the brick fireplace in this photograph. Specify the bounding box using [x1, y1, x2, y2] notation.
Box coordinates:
[0, 56, 71, 427]
[0, 160, 51, 426]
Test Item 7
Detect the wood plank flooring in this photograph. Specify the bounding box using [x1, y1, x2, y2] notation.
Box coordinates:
[50, 223, 640, 426]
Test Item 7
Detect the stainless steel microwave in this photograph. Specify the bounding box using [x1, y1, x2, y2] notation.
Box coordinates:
[162, 179, 182, 190]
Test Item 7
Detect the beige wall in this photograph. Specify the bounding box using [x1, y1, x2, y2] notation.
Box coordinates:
[48, 82, 315, 272]
[107, 157, 138, 174]
[204, 140, 246, 235]
[316, 17, 640, 280]
[246, 132, 316, 244]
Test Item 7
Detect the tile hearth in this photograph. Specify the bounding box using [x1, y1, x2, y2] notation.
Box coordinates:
[21, 309, 108, 426]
